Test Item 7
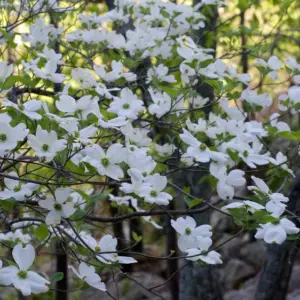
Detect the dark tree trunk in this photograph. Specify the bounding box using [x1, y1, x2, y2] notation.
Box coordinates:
[255, 175, 300, 300]
[56, 241, 68, 299]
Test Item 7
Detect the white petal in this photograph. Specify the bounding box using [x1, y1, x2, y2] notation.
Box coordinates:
[12, 244, 35, 270]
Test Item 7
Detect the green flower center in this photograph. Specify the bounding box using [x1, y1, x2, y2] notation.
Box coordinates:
[199, 143, 207, 150]
[101, 157, 109, 167]
[54, 203, 62, 211]
[18, 270, 28, 279]
[13, 185, 21, 192]
[185, 227, 191, 235]
[42, 144, 49, 151]
[150, 190, 158, 197]
[122, 103, 130, 109]
[243, 150, 249, 157]
[0, 133, 7, 142]
[95, 246, 101, 252]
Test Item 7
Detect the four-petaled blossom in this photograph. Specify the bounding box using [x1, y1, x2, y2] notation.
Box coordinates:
[255, 218, 299, 244]
[0, 172, 38, 201]
[69, 262, 106, 291]
[0, 244, 50, 296]
[180, 129, 228, 163]
[28, 125, 67, 162]
[39, 188, 76, 225]
[83, 144, 125, 180]
[171, 216, 212, 251]
[108, 88, 144, 120]
[139, 174, 172, 205]
[0, 114, 29, 154]
[86, 235, 137, 264]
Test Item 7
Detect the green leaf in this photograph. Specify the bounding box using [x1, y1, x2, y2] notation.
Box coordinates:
[35, 223, 49, 241]
[278, 131, 300, 141]
[0, 198, 16, 211]
[132, 231, 142, 242]
[185, 198, 203, 208]
[50, 272, 64, 283]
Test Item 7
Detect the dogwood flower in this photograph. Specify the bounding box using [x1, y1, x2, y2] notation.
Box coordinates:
[69, 262, 106, 291]
[222, 200, 264, 213]
[180, 129, 228, 163]
[210, 163, 246, 200]
[269, 113, 290, 132]
[0, 244, 50, 296]
[148, 88, 172, 117]
[146, 64, 176, 84]
[28, 126, 67, 162]
[38, 188, 76, 225]
[83, 144, 125, 180]
[56, 95, 101, 120]
[4, 99, 43, 120]
[186, 248, 222, 264]
[138, 174, 172, 205]
[171, 216, 212, 251]
[108, 88, 144, 120]
[269, 152, 294, 176]
[87, 235, 137, 264]
[255, 218, 299, 244]
[0, 115, 29, 154]
[94, 60, 136, 82]
[256, 56, 282, 80]
[0, 172, 38, 201]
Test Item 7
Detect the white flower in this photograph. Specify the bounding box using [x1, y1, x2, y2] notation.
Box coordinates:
[270, 113, 290, 132]
[0, 61, 13, 82]
[0, 172, 38, 201]
[109, 194, 132, 206]
[39, 188, 76, 225]
[257, 56, 282, 80]
[69, 262, 106, 291]
[222, 200, 264, 213]
[4, 99, 42, 120]
[0, 244, 50, 296]
[171, 216, 212, 251]
[180, 129, 228, 163]
[241, 89, 272, 108]
[186, 118, 207, 133]
[154, 143, 175, 156]
[56, 95, 101, 120]
[87, 235, 137, 264]
[83, 144, 125, 180]
[28, 126, 67, 162]
[121, 168, 146, 195]
[120, 123, 152, 146]
[77, 125, 98, 145]
[269, 152, 294, 177]
[146, 64, 176, 84]
[71, 68, 97, 89]
[210, 163, 246, 200]
[0, 115, 29, 154]
[186, 248, 222, 264]
[148, 88, 171, 118]
[180, 63, 196, 84]
[108, 88, 144, 120]
[248, 176, 270, 194]
[94, 60, 136, 82]
[0, 229, 31, 245]
[255, 218, 299, 244]
[139, 174, 172, 205]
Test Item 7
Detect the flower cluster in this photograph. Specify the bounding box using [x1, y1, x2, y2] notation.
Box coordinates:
[0, 0, 299, 296]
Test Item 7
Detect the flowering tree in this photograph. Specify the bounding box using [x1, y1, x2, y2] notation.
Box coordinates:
[0, 0, 299, 298]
